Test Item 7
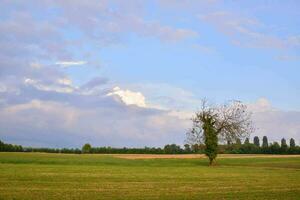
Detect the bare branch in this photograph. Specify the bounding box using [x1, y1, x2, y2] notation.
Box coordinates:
[186, 99, 254, 144]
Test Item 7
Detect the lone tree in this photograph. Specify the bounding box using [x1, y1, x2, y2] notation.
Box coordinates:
[186, 100, 253, 165]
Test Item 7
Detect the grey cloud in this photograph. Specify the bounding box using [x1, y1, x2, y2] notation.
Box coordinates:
[253, 110, 300, 143]
[81, 77, 109, 90]
[200, 12, 299, 50]
[247, 98, 300, 143]
[0, 69, 189, 148]
[201, 12, 283, 49]
[2, 0, 197, 45]
[0, 94, 189, 148]
[0, 10, 70, 60]
[157, 0, 218, 12]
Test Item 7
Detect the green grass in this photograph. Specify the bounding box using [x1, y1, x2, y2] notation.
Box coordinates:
[0, 153, 300, 200]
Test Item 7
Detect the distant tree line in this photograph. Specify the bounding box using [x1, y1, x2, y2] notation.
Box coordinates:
[217, 136, 300, 154]
[0, 140, 82, 154]
[188, 136, 300, 154]
[0, 140, 23, 152]
[0, 137, 300, 154]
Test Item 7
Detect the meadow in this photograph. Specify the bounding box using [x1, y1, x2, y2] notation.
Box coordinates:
[0, 153, 300, 200]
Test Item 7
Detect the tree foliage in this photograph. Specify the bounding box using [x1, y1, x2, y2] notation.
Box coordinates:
[281, 138, 288, 152]
[244, 138, 250, 145]
[163, 144, 182, 154]
[186, 100, 253, 165]
[290, 138, 296, 148]
[262, 136, 268, 148]
[254, 136, 260, 147]
[82, 143, 92, 153]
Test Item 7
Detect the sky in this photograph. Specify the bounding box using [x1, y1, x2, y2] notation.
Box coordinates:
[0, 0, 300, 148]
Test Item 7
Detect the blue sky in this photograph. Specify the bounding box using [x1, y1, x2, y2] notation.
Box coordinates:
[64, 0, 300, 109]
[0, 0, 300, 147]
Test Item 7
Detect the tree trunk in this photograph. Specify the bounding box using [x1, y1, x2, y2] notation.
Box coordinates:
[203, 121, 218, 166]
[209, 158, 215, 166]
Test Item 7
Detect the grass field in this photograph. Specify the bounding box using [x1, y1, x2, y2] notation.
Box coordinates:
[0, 153, 300, 200]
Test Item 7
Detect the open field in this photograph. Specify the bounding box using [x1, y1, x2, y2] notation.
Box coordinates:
[112, 153, 300, 159]
[0, 153, 300, 200]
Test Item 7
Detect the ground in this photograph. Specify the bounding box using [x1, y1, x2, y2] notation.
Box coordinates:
[0, 153, 300, 200]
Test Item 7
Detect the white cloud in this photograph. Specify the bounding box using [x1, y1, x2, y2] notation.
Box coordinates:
[55, 61, 87, 67]
[247, 97, 276, 113]
[126, 83, 202, 111]
[107, 86, 147, 108]
[24, 78, 75, 93]
[57, 78, 72, 86]
[24, 78, 37, 85]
